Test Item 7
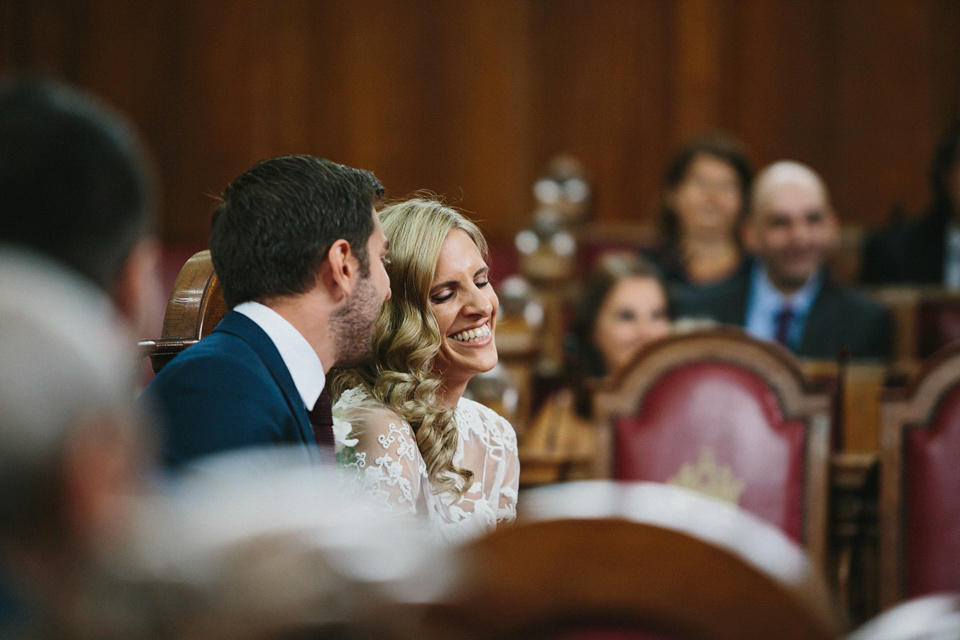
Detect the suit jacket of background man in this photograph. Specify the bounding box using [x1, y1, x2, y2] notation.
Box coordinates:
[141, 310, 323, 467]
[859, 208, 947, 285]
[671, 261, 893, 361]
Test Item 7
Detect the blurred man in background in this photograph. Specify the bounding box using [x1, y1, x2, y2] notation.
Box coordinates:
[673, 160, 891, 360]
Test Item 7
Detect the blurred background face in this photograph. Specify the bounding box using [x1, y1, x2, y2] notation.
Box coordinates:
[670, 154, 743, 243]
[591, 276, 670, 376]
[749, 179, 838, 293]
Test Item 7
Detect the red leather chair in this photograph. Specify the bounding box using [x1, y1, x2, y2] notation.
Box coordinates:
[593, 328, 833, 570]
[917, 294, 960, 358]
[879, 343, 960, 607]
[423, 481, 842, 640]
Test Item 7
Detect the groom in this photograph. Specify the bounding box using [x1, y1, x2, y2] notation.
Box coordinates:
[142, 155, 391, 466]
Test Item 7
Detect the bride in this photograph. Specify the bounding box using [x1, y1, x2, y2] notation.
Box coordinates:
[331, 198, 519, 543]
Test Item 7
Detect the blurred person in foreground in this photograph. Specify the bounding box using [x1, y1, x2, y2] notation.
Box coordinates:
[521, 253, 672, 479]
[673, 160, 891, 361]
[129, 448, 455, 640]
[0, 75, 161, 338]
[0, 255, 450, 639]
[0, 250, 144, 639]
[861, 119, 960, 288]
[332, 198, 520, 544]
[142, 155, 392, 467]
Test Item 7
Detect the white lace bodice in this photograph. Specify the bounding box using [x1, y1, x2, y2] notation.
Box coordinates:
[332, 386, 520, 544]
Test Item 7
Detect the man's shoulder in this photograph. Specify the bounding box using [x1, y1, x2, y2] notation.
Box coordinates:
[151, 330, 264, 380]
[819, 281, 889, 319]
[141, 316, 307, 466]
[861, 209, 947, 283]
[143, 318, 286, 404]
[457, 396, 516, 435]
[805, 280, 893, 360]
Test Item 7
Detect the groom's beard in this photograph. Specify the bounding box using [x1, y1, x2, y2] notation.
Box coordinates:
[330, 274, 381, 368]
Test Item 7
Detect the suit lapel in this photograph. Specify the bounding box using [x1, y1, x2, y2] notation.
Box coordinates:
[214, 311, 319, 454]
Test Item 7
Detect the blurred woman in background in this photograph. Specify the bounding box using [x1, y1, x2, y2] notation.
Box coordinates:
[647, 131, 754, 287]
[521, 253, 671, 479]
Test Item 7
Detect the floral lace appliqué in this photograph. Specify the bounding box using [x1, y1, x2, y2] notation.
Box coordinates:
[333, 388, 520, 544]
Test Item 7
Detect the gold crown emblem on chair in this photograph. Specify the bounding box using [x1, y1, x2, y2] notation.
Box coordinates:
[667, 447, 745, 505]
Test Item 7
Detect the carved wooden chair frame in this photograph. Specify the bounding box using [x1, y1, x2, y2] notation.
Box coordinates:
[592, 328, 833, 571]
[878, 341, 960, 608]
[423, 482, 842, 640]
[139, 250, 227, 373]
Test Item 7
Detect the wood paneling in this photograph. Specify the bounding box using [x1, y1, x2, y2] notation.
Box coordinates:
[2, 0, 958, 249]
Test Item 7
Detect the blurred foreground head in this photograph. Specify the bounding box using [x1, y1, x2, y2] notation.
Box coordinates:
[0, 76, 160, 335]
[0, 249, 144, 635]
[130, 448, 457, 639]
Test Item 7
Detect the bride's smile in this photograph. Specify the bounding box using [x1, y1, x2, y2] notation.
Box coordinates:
[429, 229, 499, 393]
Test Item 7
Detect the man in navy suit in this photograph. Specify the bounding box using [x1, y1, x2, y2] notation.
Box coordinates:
[860, 119, 960, 287]
[672, 160, 891, 361]
[142, 155, 391, 466]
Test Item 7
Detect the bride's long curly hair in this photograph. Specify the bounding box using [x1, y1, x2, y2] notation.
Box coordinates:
[332, 198, 489, 498]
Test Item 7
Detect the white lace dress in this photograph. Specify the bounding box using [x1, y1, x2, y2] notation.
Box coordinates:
[332, 386, 520, 544]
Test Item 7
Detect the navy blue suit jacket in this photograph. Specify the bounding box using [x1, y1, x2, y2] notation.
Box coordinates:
[860, 208, 947, 285]
[142, 310, 321, 467]
[671, 262, 893, 361]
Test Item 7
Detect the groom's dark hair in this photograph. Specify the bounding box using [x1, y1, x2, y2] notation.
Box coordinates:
[211, 154, 385, 308]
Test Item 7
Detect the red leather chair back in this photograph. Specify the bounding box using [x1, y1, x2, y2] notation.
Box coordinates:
[881, 343, 960, 606]
[917, 297, 960, 358]
[595, 329, 832, 568]
[905, 387, 960, 595]
[614, 362, 807, 541]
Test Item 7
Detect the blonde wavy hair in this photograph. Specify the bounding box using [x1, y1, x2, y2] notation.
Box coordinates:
[333, 197, 489, 498]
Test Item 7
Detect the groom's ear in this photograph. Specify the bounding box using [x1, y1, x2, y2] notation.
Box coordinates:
[320, 239, 357, 302]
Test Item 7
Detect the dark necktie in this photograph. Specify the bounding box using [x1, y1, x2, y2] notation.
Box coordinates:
[308, 386, 336, 462]
[774, 305, 795, 347]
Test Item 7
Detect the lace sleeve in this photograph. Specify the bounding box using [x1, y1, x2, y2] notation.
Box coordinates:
[333, 389, 426, 516]
[492, 413, 520, 522]
[455, 399, 520, 525]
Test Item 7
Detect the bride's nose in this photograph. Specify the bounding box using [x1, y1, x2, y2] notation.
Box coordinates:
[462, 284, 493, 316]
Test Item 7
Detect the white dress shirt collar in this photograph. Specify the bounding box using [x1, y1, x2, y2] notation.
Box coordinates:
[745, 262, 822, 344]
[233, 301, 325, 411]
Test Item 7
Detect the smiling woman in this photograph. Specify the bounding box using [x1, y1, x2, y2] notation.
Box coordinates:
[331, 198, 519, 544]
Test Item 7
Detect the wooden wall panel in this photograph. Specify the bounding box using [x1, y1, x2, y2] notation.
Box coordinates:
[528, 1, 672, 226]
[829, 0, 937, 223]
[1, 0, 959, 250]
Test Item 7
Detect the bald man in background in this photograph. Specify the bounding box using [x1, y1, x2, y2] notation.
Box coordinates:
[672, 160, 891, 360]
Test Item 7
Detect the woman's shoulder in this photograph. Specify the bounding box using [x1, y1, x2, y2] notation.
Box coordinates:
[456, 396, 517, 439]
[334, 386, 408, 430]
[456, 394, 505, 420]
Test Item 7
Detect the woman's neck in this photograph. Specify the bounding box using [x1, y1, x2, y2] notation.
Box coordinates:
[436, 380, 468, 409]
[681, 237, 740, 283]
